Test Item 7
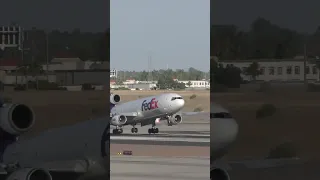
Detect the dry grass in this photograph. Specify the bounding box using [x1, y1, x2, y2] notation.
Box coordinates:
[212, 91, 320, 160]
[2, 90, 209, 135]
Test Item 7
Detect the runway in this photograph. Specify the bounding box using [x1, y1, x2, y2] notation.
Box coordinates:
[110, 115, 210, 147]
[110, 156, 210, 180]
[225, 158, 320, 180]
[110, 114, 210, 179]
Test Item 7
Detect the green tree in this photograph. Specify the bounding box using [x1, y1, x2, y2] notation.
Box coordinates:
[211, 63, 242, 88]
[211, 17, 307, 60]
[187, 81, 192, 87]
[244, 62, 262, 81]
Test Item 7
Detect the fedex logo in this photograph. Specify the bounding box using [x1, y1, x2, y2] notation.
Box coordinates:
[141, 98, 159, 111]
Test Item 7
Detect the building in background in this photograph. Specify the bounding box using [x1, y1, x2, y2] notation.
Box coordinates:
[179, 80, 210, 89]
[110, 69, 117, 78]
[219, 58, 320, 82]
[0, 25, 23, 49]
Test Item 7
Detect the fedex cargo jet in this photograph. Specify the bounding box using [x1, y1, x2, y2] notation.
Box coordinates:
[110, 93, 185, 134]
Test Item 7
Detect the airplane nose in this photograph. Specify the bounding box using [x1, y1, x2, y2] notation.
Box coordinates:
[223, 118, 238, 144]
[180, 99, 185, 107]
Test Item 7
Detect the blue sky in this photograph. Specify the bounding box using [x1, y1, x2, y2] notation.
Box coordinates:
[110, 0, 210, 72]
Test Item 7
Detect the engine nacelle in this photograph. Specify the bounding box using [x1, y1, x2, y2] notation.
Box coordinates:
[110, 94, 121, 105]
[6, 168, 52, 180]
[111, 115, 127, 126]
[0, 103, 35, 135]
[168, 114, 182, 125]
[210, 168, 230, 180]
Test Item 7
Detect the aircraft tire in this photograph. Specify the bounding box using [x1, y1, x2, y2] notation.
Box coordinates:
[113, 129, 123, 134]
[131, 128, 138, 133]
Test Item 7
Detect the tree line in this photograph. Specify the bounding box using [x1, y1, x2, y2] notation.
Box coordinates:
[211, 17, 320, 60]
[211, 17, 320, 91]
[114, 68, 210, 82]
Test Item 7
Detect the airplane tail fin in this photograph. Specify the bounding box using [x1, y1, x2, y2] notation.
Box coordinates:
[0, 130, 18, 162]
[110, 103, 115, 110]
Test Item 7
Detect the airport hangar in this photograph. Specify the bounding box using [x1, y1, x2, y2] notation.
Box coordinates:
[217, 57, 320, 82]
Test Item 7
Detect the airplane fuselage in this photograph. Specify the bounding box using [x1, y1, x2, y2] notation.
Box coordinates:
[210, 102, 239, 180]
[111, 93, 185, 126]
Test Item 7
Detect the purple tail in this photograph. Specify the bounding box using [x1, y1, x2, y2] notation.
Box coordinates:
[110, 103, 115, 110]
[0, 130, 17, 162]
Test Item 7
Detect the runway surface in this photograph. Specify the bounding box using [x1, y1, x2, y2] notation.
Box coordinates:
[110, 156, 210, 180]
[110, 113, 210, 179]
[225, 158, 320, 180]
[109, 113, 320, 180]
[110, 113, 210, 147]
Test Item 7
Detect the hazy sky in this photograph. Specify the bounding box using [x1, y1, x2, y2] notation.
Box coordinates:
[211, 0, 320, 33]
[0, 0, 109, 32]
[110, 0, 210, 72]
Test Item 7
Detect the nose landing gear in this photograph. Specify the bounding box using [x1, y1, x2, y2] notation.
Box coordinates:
[112, 128, 123, 134]
[112, 126, 123, 134]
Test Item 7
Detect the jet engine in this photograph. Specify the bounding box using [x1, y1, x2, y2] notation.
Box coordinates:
[6, 168, 52, 180]
[110, 94, 121, 105]
[0, 103, 35, 135]
[111, 115, 127, 126]
[168, 114, 182, 125]
[210, 168, 230, 180]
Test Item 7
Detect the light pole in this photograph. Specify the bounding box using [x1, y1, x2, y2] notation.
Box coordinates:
[18, 32, 30, 86]
[45, 31, 49, 81]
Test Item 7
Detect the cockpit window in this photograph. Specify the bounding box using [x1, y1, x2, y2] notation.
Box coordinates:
[210, 112, 232, 118]
[171, 97, 183, 101]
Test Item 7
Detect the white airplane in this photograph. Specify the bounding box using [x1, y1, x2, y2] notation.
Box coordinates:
[210, 102, 238, 180]
[0, 102, 110, 180]
[210, 102, 302, 180]
[110, 93, 185, 135]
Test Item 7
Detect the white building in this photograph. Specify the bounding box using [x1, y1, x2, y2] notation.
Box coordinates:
[179, 80, 210, 88]
[0, 25, 23, 49]
[219, 58, 320, 82]
[110, 69, 117, 78]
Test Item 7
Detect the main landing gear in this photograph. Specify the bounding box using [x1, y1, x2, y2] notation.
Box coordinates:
[131, 124, 138, 133]
[112, 127, 123, 134]
[148, 123, 159, 134]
